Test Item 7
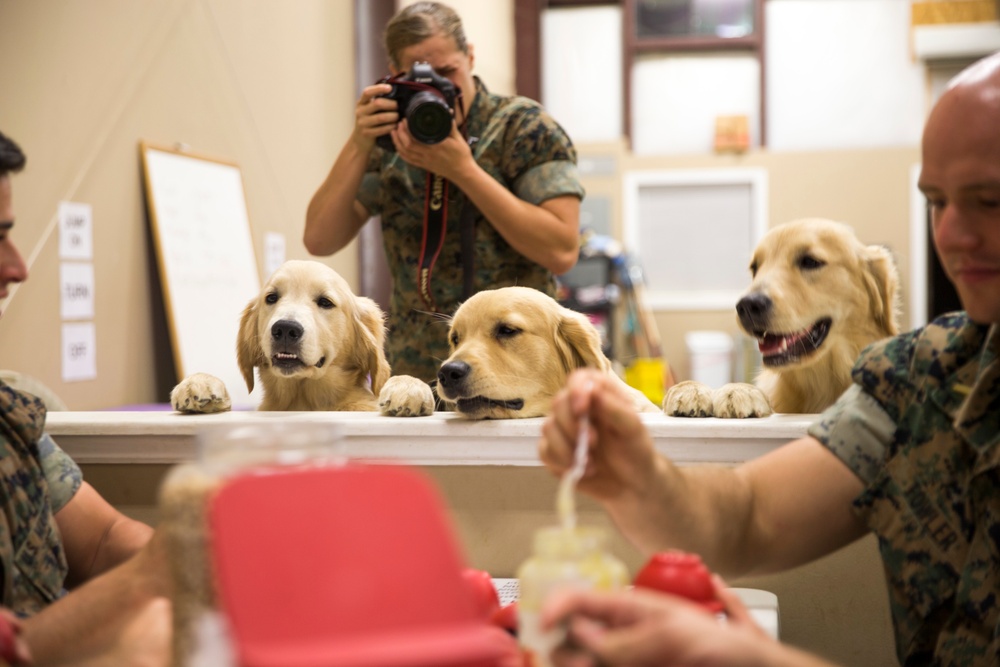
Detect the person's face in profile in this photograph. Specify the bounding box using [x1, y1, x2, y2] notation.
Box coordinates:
[0, 174, 30, 314]
[394, 32, 476, 125]
[920, 88, 1000, 325]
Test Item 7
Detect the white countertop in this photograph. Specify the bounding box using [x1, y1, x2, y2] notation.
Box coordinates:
[46, 410, 817, 466]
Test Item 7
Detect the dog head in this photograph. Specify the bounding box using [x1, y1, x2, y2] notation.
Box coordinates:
[436, 286, 610, 419]
[236, 259, 390, 395]
[735, 218, 900, 370]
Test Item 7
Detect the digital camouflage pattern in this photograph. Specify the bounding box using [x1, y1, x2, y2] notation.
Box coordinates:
[0, 382, 82, 616]
[810, 312, 1000, 665]
[357, 76, 585, 383]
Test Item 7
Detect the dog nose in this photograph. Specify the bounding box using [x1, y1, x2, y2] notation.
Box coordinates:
[438, 360, 470, 389]
[736, 293, 772, 330]
[271, 319, 304, 342]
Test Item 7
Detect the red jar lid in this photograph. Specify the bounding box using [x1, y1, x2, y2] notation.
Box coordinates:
[633, 551, 724, 614]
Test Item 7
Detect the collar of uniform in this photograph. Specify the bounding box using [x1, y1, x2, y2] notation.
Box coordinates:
[462, 76, 493, 144]
[0, 381, 47, 455]
[926, 320, 1000, 456]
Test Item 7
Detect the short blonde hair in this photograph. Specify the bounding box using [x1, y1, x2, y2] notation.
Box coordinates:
[384, 2, 468, 71]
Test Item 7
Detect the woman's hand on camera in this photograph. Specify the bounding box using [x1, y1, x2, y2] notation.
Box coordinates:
[351, 83, 399, 151]
[391, 120, 474, 183]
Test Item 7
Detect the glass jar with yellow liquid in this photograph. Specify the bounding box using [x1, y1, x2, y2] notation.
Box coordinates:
[516, 525, 629, 667]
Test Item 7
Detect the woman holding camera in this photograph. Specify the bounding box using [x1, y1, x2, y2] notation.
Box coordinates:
[304, 1, 584, 385]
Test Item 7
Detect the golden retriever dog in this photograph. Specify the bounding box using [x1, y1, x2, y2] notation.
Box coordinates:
[664, 218, 900, 417]
[171, 260, 433, 416]
[436, 286, 661, 419]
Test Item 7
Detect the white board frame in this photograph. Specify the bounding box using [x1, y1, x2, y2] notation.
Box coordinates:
[140, 141, 261, 409]
[623, 168, 768, 311]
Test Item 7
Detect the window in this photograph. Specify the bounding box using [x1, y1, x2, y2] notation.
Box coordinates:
[516, 0, 766, 148]
[623, 168, 768, 309]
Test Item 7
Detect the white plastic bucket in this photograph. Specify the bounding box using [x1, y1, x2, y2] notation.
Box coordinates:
[685, 331, 734, 389]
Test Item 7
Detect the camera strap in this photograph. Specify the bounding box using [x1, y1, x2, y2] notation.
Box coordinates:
[417, 128, 478, 314]
[418, 172, 449, 313]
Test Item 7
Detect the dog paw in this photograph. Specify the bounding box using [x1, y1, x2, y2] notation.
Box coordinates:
[378, 375, 434, 417]
[663, 381, 714, 417]
[170, 373, 232, 414]
[711, 383, 773, 419]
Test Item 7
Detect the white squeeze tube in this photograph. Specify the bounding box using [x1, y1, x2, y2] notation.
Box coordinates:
[518, 393, 629, 667]
[556, 411, 589, 532]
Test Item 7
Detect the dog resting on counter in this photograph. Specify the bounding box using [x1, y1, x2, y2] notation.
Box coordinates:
[436, 286, 661, 419]
[664, 218, 900, 418]
[170, 260, 434, 416]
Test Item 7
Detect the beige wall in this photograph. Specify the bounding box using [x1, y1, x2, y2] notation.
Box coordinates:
[0, 0, 358, 407]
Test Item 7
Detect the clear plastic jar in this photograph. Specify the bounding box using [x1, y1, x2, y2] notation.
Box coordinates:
[159, 422, 344, 667]
[516, 525, 629, 667]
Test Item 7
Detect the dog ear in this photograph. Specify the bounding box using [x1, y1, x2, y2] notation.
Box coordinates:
[556, 308, 612, 373]
[236, 297, 264, 393]
[861, 244, 901, 337]
[351, 296, 391, 396]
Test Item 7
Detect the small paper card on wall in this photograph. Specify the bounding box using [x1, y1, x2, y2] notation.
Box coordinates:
[62, 322, 97, 382]
[263, 232, 286, 280]
[58, 202, 93, 260]
[60, 263, 95, 320]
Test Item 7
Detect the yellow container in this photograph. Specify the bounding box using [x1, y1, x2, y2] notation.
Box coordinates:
[625, 357, 668, 406]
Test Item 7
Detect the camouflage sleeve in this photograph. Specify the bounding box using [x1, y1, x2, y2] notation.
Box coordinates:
[808, 383, 897, 486]
[37, 433, 83, 514]
[513, 161, 585, 205]
[504, 103, 584, 203]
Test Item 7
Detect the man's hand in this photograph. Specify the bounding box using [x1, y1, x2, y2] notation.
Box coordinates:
[538, 369, 663, 502]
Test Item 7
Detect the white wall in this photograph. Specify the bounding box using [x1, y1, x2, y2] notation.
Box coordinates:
[545, 0, 929, 153]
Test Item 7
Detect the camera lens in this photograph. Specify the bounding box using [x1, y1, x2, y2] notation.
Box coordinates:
[405, 92, 453, 144]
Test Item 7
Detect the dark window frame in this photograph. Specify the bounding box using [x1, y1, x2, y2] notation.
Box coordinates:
[515, 0, 767, 148]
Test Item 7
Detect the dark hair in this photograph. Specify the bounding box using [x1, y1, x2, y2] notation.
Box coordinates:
[384, 1, 468, 71]
[0, 131, 26, 176]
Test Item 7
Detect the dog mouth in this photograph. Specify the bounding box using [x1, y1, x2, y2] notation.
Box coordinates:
[271, 353, 326, 374]
[754, 318, 831, 367]
[455, 396, 526, 416]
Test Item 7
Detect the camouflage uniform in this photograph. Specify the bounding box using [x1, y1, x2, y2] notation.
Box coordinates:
[809, 312, 999, 666]
[358, 76, 585, 383]
[0, 382, 83, 616]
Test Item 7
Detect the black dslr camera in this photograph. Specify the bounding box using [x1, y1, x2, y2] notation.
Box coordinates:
[376, 62, 458, 151]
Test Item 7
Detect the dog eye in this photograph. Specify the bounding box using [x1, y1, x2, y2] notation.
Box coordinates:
[316, 296, 335, 309]
[495, 324, 520, 339]
[798, 255, 825, 270]
[265, 292, 279, 305]
[450, 333, 459, 347]
[749, 261, 759, 277]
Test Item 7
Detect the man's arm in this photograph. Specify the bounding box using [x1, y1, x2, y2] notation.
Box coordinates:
[55, 481, 153, 588]
[21, 528, 170, 666]
[539, 369, 869, 578]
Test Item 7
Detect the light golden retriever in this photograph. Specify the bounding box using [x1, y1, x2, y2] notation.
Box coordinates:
[170, 260, 433, 415]
[435, 286, 660, 419]
[664, 218, 900, 417]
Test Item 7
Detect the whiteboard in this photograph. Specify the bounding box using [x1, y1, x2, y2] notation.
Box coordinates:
[140, 142, 261, 409]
